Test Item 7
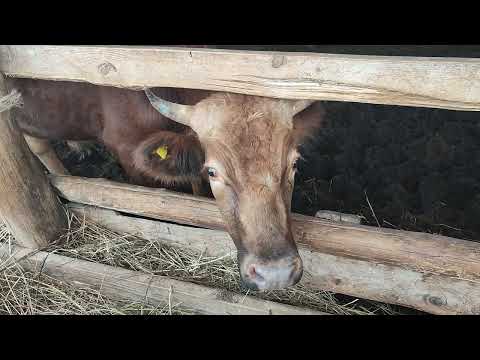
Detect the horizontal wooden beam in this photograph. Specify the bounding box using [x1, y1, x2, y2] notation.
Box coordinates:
[68, 204, 480, 315]
[1, 45, 479, 111]
[50, 176, 480, 281]
[47, 175, 480, 314]
[0, 243, 324, 315]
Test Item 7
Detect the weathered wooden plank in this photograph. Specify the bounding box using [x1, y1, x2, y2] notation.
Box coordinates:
[0, 73, 67, 249]
[1, 45, 479, 111]
[68, 204, 480, 315]
[315, 210, 363, 224]
[51, 175, 480, 282]
[0, 244, 325, 315]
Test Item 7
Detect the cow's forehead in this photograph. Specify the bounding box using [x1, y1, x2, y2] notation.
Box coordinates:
[200, 94, 296, 179]
[203, 93, 291, 137]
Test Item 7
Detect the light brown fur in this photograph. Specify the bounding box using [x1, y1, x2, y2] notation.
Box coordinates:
[7, 78, 210, 195]
[10, 76, 326, 290]
[161, 92, 326, 289]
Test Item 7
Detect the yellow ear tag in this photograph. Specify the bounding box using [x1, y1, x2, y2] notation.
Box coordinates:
[154, 145, 168, 160]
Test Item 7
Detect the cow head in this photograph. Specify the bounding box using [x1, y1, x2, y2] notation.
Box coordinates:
[145, 89, 324, 291]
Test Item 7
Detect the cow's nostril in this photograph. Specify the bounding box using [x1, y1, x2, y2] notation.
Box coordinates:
[242, 256, 303, 291]
[246, 264, 268, 289]
[247, 264, 264, 281]
[247, 263, 256, 278]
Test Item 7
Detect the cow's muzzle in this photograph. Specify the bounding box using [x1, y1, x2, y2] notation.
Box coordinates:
[239, 253, 303, 291]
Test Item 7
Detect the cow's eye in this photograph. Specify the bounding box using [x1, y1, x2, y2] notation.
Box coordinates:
[207, 167, 217, 178]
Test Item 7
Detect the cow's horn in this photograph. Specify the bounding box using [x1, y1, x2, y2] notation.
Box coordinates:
[144, 88, 194, 126]
[291, 100, 315, 116]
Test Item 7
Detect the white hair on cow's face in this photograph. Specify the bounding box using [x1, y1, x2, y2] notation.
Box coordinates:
[247, 111, 264, 123]
[264, 173, 279, 189]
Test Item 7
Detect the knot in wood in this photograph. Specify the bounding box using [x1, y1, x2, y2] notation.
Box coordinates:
[423, 294, 447, 307]
[272, 55, 287, 68]
[97, 62, 117, 76]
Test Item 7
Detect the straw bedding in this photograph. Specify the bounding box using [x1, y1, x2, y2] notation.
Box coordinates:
[1, 211, 414, 315]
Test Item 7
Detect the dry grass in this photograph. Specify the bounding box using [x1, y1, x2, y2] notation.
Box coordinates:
[1, 212, 407, 315]
[0, 89, 22, 113]
[0, 226, 196, 315]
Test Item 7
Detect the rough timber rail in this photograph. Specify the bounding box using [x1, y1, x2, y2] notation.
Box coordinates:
[0, 45, 479, 111]
[1, 45, 480, 315]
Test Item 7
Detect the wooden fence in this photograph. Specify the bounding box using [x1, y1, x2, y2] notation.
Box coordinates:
[1, 45, 479, 315]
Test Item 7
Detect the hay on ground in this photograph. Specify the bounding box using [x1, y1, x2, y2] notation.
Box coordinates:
[0, 89, 22, 113]
[1, 212, 407, 315]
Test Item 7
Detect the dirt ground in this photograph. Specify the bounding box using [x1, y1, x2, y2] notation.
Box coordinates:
[53, 45, 480, 243]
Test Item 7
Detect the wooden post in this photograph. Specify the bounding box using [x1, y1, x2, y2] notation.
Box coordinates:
[0, 73, 67, 248]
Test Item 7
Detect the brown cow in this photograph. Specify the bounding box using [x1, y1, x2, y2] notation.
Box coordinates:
[8, 78, 210, 194]
[7, 77, 325, 291]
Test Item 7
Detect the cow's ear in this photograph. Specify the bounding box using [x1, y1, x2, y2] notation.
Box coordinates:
[292, 101, 326, 145]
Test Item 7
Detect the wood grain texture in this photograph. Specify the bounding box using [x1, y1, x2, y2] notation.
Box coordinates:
[0, 73, 67, 249]
[1, 45, 479, 111]
[0, 244, 325, 315]
[51, 175, 480, 282]
[69, 204, 480, 315]
[315, 210, 362, 224]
